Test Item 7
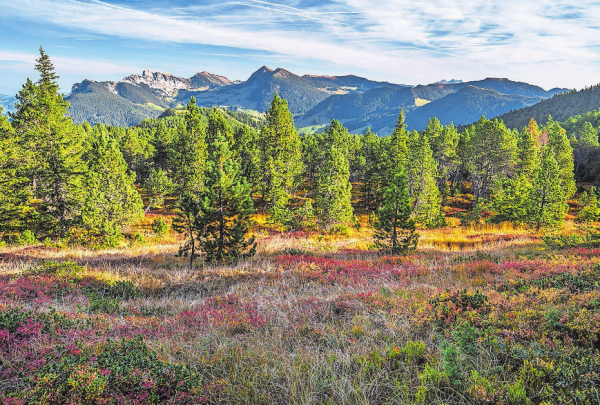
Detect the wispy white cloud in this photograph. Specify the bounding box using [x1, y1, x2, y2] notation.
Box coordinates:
[0, 50, 140, 75]
[1, 0, 599, 88]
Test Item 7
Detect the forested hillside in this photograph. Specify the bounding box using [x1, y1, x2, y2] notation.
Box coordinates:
[498, 84, 600, 129]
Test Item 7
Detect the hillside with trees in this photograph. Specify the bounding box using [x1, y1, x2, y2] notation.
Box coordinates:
[497, 83, 600, 129]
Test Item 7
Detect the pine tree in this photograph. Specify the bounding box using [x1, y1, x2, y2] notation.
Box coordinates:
[172, 193, 201, 270]
[464, 117, 517, 208]
[573, 122, 599, 179]
[546, 118, 576, 199]
[405, 132, 444, 228]
[82, 131, 143, 243]
[207, 108, 233, 146]
[516, 126, 539, 179]
[314, 144, 354, 232]
[195, 132, 256, 263]
[361, 128, 386, 210]
[233, 126, 261, 192]
[389, 110, 409, 169]
[374, 166, 419, 255]
[10, 47, 87, 236]
[259, 94, 304, 216]
[168, 97, 206, 195]
[0, 108, 34, 235]
[426, 119, 460, 198]
[577, 187, 600, 223]
[528, 145, 569, 232]
[490, 175, 533, 224]
[143, 168, 173, 212]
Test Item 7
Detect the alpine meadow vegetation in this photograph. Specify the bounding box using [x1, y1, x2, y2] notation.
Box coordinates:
[4, 48, 600, 405]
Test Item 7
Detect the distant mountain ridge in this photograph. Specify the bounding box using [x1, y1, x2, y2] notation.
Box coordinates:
[64, 66, 568, 131]
[0, 95, 17, 115]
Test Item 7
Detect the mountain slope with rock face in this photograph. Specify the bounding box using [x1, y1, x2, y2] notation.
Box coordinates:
[64, 66, 568, 131]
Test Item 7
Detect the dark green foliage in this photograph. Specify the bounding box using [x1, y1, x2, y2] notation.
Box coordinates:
[314, 121, 355, 232]
[499, 84, 600, 130]
[0, 307, 75, 335]
[405, 131, 445, 227]
[546, 118, 576, 199]
[388, 110, 409, 170]
[0, 108, 34, 236]
[10, 48, 87, 236]
[143, 167, 173, 212]
[490, 175, 532, 224]
[572, 121, 599, 180]
[360, 128, 387, 210]
[232, 125, 261, 192]
[15, 229, 37, 246]
[151, 217, 169, 235]
[528, 145, 569, 231]
[374, 166, 419, 254]
[168, 97, 207, 195]
[529, 272, 600, 293]
[515, 122, 539, 179]
[577, 187, 600, 223]
[260, 94, 304, 223]
[82, 128, 143, 241]
[464, 117, 517, 207]
[426, 119, 461, 198]
[195, 131, 256, 262]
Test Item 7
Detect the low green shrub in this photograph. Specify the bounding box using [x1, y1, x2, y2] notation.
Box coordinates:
[151, 218, 169, 236]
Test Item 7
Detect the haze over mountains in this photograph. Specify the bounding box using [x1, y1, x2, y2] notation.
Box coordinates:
[2, 66, 568, 132]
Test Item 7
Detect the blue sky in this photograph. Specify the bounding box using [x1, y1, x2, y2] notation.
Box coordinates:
[1, 0, 599, 95]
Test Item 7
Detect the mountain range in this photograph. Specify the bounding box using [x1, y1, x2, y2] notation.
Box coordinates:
[0, 95, 17, 115]
[1, 67, 568, 132]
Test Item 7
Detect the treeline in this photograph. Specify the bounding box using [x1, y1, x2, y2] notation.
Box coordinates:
[1, 49, 597, 264]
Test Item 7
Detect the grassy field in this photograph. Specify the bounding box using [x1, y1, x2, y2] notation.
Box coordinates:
[1, 215, 600, 404]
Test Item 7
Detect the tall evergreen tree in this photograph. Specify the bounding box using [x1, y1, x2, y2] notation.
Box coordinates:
[405, 132, 444, 228]
[82, 131, 143, 242]
[168, 97, 207, 195]
[573, 121, 599, 180]
[233, 125, 261, 192]
[389, 110, 409, 170]
[490, 175, 533, 224]
[314, 144, 354, 232]
[207, 108, 233, 146]
[464, 117, 517, 207]
[528, 145, 569, 232]
[516, 126, 539, 179]
[426, 119, 460, 198]
[0, 108, 34, 235]
[546, 118, 576, 199]
[10, 47, 86, 236]
[143, 168, 173, 212]
[374, 166, 419, 255]
[360, 128, 387, 210]
[259, 94, 304, 214]
[577, 187, 600, 223]
[195, 132, 256, 262]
